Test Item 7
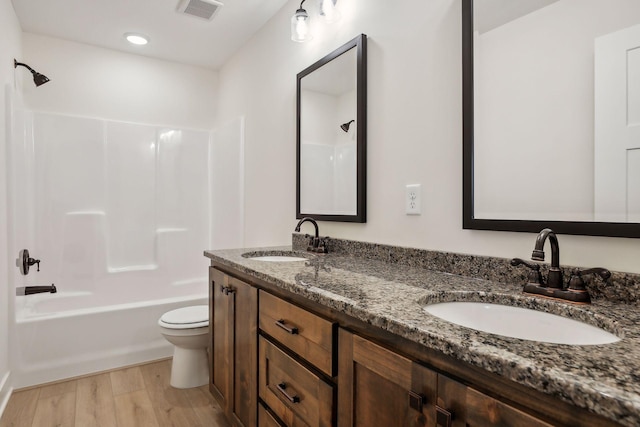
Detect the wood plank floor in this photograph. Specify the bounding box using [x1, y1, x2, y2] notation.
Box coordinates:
[0, 359, 230, 427]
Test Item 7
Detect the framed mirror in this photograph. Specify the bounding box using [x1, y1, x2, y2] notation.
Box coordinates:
[296, 34, 367, 223]
[463, 0, 640, 237]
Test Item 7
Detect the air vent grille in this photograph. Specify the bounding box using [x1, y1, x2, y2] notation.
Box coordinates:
[177, 0, 223, 21]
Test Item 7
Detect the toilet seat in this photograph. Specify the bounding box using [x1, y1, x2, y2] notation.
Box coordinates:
[159, 305, 209, 329]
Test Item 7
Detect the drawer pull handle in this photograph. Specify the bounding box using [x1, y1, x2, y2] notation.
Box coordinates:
[408, 390, 425, 412]
[275, 319, 299, 335]
[276, 382, 300, 403]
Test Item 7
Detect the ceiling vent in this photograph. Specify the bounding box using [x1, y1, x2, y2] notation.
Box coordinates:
[177, 0, 223, 21]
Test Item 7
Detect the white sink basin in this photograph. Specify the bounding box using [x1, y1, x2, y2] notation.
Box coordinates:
[423, 302, 620, 345]
[249, 255, 307, 262]
[242, 251, 309, 262]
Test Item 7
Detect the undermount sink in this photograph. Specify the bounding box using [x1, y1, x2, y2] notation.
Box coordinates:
[242, 251, 308, 262]
[423, 302, 620, 345]
[250, 255, 308, 262]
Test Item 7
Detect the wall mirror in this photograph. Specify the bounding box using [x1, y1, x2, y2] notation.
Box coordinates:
[463, 0, 640, 237]
[297, 34, 367, 223]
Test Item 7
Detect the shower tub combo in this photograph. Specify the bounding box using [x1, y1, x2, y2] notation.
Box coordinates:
[13, 279, 207, 388]
[7, 106, 242, 388]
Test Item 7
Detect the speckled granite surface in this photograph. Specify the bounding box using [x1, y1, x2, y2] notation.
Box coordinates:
[293, 234, 640, 304]
[205, 242, 640, 426]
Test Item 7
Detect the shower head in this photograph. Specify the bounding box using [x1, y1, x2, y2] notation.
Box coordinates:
[340, 119, 355, 132]
[14, 59, 50, 87]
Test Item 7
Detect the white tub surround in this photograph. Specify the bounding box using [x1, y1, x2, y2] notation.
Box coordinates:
[6, 105, 243, 387]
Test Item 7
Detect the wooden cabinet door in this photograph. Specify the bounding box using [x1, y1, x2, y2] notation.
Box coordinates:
[437, 374, 552, 427]
[230, 277, 258, 427]
[338, 329, 437, 427]
[210, 268, 232, 413]
[209, 269, 258, 427]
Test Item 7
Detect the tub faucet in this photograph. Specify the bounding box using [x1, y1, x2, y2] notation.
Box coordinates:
[531, 228, 563, 288]
[16, 284, 57, 296]
[294, 217, 328, 253]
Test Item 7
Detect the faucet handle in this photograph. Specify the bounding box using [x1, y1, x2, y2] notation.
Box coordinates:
[510, 258, 543, 285]
[318, 236, 330, 253]
[577, 267, 611, 281]
[303, 233, 315, 246]
[568, 267, 611, 292]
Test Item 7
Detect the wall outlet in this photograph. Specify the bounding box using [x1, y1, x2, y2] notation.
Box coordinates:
[406, 184, 421, 215]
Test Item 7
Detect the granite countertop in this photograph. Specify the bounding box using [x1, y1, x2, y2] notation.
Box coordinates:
[205, 246, 640, 426]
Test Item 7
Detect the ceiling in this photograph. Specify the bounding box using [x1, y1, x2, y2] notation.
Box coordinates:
[11, 0, 290, 70]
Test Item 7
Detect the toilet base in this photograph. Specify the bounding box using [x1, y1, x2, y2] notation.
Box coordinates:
[170, 347, 209, 389]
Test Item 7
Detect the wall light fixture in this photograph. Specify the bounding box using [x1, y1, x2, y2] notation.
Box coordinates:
[291, 0, 312, 42]
[319, 0, 340, 23]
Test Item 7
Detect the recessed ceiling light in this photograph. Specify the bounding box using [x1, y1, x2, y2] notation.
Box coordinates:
[124, 33, 149, 46]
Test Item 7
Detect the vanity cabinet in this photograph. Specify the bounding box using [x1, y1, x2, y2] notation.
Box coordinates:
[258, 291, 336, 427]
[208, 261, 620, 427]
[338, 329, 552, 427]
[337, 329, 437, 426]
[209, 267, 258, 427]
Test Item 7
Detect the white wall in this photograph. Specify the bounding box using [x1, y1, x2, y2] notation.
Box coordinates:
[22, 33, 218, 129]
[0, 0, 22, 412]
[218, 0, 640, 274]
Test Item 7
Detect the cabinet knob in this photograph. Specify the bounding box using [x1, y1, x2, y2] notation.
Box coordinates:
[220, 286, 235, 295]
[436, 406, 452, 427]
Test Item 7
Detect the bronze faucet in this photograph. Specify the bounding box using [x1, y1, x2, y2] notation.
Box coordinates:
[511, 228, 610, 304]
[294, 217, 329, 253]
[531, 228, 563, 288]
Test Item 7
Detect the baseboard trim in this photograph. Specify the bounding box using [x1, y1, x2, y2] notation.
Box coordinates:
[13, 357, 171, 392]
[13, 342, 173, 389]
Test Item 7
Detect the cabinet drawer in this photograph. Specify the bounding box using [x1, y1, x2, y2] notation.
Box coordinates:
[259, 336, 334, 427]
[465, 387, 553, 426]
[259, 403, 285, 427]
[260, 292, 336, 376]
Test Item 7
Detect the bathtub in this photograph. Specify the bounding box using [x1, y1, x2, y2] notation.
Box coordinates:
[12, 278, 208, 388]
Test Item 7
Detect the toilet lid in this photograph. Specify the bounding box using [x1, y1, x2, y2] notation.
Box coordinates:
[159, 305, 209, 329]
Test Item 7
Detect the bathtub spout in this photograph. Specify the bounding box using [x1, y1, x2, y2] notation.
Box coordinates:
[17, 284, 57, 296]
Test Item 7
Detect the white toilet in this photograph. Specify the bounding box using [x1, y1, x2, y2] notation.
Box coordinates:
[158, 305, 209, 389]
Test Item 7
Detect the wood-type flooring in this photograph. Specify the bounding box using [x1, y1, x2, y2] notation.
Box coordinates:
[0, 359, 230, 427]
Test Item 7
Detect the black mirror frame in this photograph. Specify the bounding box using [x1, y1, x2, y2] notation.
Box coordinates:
[462, 0, 640, 238]
[296, 33, 367, 223]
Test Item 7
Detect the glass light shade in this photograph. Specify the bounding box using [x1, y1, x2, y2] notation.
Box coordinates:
[291, 9, 312, 42]
[319, 0, 340, 23]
